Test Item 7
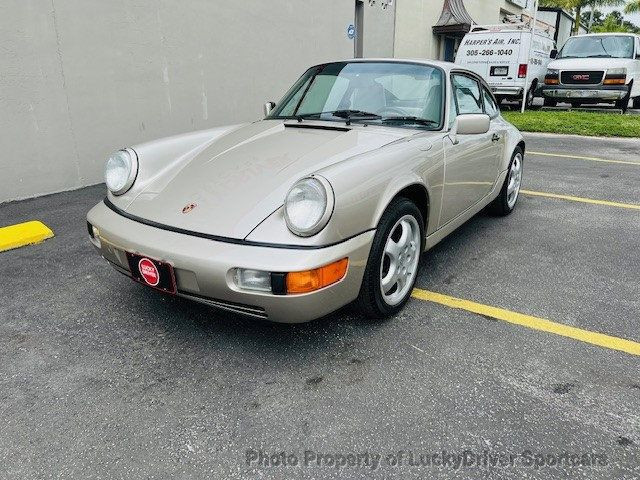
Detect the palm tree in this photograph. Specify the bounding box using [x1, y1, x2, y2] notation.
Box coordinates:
[540, 0, 624, 34]
[625, 1, 640, 13]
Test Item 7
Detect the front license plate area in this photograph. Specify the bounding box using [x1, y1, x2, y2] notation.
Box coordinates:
[126, 252, 177, 294]
[490, 66, 509, 76]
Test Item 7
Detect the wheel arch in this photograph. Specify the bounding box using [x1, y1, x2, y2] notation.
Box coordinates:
[374, 178, 431, 235]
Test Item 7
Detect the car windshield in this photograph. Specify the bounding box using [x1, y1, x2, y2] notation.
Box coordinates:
[269, 62, 444, 129]
[558, 35, 634, 59]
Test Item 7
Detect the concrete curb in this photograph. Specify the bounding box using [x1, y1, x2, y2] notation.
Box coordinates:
[0, 220, 55, 252]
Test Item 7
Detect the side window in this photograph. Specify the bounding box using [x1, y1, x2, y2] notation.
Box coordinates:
[451, 74, 483, 114]
[482, 88, 499, 118]
[448, 88, 458, 129]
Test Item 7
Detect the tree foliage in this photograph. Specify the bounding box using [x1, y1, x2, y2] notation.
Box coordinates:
[540, 0, 625, 33]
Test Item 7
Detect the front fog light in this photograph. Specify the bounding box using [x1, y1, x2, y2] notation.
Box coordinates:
[233, 268, 272, 292]
[87, 222, 101, 248]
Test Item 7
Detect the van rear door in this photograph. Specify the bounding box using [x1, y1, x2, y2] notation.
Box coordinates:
[456, 31, 524, 90]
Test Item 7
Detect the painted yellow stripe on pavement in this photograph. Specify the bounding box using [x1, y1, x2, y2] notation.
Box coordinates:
[412, 289, 640, 356]
[0, 221, 54, 252]
[529, 151, 640, 166]
[521, 190, 640, 211]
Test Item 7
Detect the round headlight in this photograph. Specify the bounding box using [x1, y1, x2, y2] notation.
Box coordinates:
[105, 149, 138, 195]
[284, 176, 334, 237]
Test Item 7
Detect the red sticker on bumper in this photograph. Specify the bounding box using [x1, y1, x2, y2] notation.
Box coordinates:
[138, 258, 160, 286]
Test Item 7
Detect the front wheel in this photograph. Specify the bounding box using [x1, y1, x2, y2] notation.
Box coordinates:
[615, 88, 630, 113]
[356, 198, 424, 319]
[543, 97, 557, 108]
[488, 147, 523, 216]
[633, 96, 640, 109]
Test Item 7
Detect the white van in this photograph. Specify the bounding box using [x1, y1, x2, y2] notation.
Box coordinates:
[455, 24, 556, 108]
[542, 33, 640, 112]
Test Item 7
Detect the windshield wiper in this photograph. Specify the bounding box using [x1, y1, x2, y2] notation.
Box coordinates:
[298, 110, 381, 125]
[381, 116, 439, 127]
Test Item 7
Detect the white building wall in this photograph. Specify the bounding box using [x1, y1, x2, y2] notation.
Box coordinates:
[0, 0, 394, 203]
[394, 0, 526, 60]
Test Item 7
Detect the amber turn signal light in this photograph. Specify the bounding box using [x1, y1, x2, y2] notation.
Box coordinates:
[286, 258, 349, 294]
[603, 78, 626, 85]
[544, 78, 559, 85]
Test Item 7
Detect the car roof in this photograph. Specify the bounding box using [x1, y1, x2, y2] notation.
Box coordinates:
[314, 58, 462, 73]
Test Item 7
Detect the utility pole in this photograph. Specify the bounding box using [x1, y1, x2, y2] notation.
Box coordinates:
[520, 0, 539, 113]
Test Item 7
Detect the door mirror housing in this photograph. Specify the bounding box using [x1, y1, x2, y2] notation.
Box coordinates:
[550, 49, 558, 59]
[263, 101, 276, 117]
[449, 114, 490, 145]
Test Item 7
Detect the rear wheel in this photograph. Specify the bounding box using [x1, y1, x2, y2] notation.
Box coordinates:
[488, 147, 523, 216]
[356, 198, 424, 319]
[524, 84, 535, 109]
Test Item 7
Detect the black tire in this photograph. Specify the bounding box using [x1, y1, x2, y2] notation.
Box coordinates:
[570, 102, 581, 109]
[356, 197, 424, 320]
[633, 96, 640, 109]
[543, 97, 557, 107]
[615, 88, 630, 113]
[488, 147, 523, 217]
[524, 84, 535, 110]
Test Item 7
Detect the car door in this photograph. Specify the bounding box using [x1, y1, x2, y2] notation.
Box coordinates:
[439, 73, 501, 227]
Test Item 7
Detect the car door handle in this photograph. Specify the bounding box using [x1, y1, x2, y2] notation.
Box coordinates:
[491, 133, 501, 142]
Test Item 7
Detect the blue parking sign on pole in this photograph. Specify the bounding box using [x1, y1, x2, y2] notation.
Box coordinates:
[347, 24, 356, 40]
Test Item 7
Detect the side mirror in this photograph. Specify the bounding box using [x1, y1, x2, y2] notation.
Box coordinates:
[550, 49, 558, 59]
[263, 101, 276, 117]
[449, 114, 490, 145]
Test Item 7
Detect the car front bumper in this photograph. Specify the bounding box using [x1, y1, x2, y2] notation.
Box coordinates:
[87, 201, 374, 323]
[542, 84, 628, 101]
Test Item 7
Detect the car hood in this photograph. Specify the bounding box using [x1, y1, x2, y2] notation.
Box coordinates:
[120, 120, 413, 239]
[548, 57, 633, 71]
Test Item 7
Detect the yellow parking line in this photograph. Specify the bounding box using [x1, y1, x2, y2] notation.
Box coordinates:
[529, 151, 640, 166]
[411, 289, 640, 356]
[0, 221, 54, 253]
[521, 190, 640, 210]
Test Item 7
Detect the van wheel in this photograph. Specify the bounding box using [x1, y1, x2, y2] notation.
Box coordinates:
[633, 97, 640, 109]
[616, 88, 630, 113]
[543, 98, 557, 108]
[525, 85, 535, 109]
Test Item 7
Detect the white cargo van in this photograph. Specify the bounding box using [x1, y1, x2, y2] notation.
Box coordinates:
[542, 33, 640, 112]
[455, 24, 556, 108]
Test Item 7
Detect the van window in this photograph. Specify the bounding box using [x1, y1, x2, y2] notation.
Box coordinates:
[452, 75, 483, 114]
[558, 35, 635, 59]
[482, 88, 499, 118]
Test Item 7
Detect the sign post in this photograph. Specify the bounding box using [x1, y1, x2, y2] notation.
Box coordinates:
[521, 0, 540, 113]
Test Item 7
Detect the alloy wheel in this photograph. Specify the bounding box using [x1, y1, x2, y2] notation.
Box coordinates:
[380, 215, 421, 306]
[507, 152, 523, 209]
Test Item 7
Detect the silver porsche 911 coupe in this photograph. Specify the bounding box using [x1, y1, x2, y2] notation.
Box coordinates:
[87, 59, 524, 323]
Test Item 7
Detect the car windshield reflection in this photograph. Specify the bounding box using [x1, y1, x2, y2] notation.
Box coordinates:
[269, 62, 444, 130]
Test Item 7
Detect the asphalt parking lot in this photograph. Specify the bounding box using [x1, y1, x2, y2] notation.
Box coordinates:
[1, 133, 639, 479]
